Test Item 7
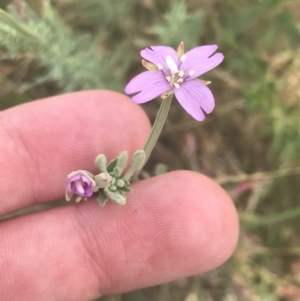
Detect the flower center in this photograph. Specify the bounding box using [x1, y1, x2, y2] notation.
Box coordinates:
[164, 56, 194, 89]
[164, 56, 183, 89]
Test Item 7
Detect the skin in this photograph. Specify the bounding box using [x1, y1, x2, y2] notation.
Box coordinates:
[0, 90, 239, 301]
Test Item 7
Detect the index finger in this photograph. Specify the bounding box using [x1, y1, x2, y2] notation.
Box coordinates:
[0, 90, 151, 215]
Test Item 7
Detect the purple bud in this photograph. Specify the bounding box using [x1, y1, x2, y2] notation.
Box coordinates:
[66, 171, 95, 201]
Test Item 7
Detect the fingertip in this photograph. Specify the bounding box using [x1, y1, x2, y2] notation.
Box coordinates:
[130, 170, 239, 276]
[171, 170, 239, 269]
[183, 170, 239, 269]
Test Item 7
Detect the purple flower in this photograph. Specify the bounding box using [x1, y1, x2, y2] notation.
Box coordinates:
[66, 171, 96, 202]
[125, 42, 224, 121]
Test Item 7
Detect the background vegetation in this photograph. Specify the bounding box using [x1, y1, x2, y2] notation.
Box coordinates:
[0, 0, 299, 300]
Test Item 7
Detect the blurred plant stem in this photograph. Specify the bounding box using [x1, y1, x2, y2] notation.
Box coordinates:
[247, 246, 300, 256]
[215, 166, 300, 185]
[241, 207, 300, 226]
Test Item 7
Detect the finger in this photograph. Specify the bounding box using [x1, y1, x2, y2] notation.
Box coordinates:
[0, 171, 239, 301]
[0, 90, 150, 215]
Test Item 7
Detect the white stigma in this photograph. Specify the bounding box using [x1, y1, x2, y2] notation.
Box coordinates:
[189, 70, 195, 77]
[166, 56, 178, 74]
[157, 64, 163, 70]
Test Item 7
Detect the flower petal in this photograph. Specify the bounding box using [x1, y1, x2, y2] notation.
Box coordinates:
[174, 80, 215, 121]
[75, 181, 85, 195]
[85, 185, 93, 197]
[141, 46, 179, 71]
[80, 175, 92, 184]
[181, 45, 224, 78]
[185, 45, 219, 59]
[125, 71, 170, 104]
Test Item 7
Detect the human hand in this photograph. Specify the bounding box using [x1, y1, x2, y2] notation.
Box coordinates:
[0, 90, 239, 301]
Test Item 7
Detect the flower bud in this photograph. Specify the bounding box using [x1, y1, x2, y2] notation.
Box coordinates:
[116, 179, 125, 187]
[95, 154, 107, 172]
[94, 172, 111, 190]
[122, 150, 146, 181]
[131, 150, 146, 170]
[105, 190, 126, 205]
[66, 171, 95, 202]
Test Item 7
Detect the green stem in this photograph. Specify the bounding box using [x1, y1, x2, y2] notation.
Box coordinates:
[134, 95, 173, 178]
[144, 95, 173, 162]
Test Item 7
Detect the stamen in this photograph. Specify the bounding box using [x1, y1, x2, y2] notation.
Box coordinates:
[174, 83, 180, 89]
[157, 64, 163, 70]
[166, 56, 178, 73]
[178, 70, 184, 77]
[177, 78, 183, 83]
[166, 76, 171, 82]
[189, 70, 195, 76]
